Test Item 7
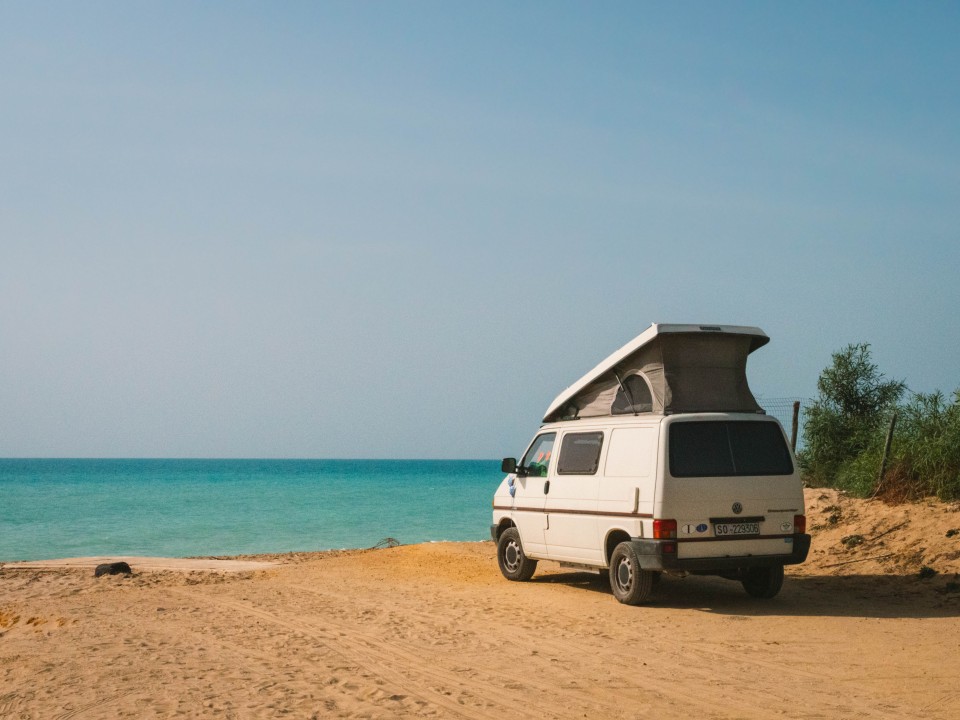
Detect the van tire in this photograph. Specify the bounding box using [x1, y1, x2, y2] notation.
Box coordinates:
[609, 542, 654, 605]
[741, 565, 784, 598]
[497, 528, 537, 581]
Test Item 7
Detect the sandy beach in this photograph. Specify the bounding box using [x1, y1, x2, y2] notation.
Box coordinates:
[2, 488, 959, 719]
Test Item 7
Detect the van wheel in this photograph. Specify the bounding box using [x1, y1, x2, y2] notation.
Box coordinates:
[741, 565, 784, 598]
[609, 542, 654, 605]
[497, 528, 537, 581]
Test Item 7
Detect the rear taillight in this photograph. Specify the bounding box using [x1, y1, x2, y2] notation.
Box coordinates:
[653, 519, 677, 539]
[794, 515, 806, 534]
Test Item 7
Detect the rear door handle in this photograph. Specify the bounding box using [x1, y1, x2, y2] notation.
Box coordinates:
[544, 480, 550, 494]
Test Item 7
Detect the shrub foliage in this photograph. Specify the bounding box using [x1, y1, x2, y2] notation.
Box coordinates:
[799, 343, 960, 500]
[888, 390, 960, 500]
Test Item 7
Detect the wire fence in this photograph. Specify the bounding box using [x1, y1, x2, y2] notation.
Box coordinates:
[755, 397, 814, 451]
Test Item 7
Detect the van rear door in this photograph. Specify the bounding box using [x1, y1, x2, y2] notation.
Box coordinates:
[660, 417, 803, 560]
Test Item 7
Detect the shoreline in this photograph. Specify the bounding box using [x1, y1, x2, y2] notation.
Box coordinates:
[0, 538, 494, 568]
[1, 555, 284, 573]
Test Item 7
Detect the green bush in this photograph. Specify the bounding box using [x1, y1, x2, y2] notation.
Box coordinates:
[800, 344, 960, 500]
[889, 390, 960, 500]
[798, 343, 903, 489]
[832, 443, 885, 497]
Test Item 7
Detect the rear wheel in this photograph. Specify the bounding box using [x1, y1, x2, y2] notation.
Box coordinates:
[741, 565, 784, 598]
[609, 542, 654, 605]
[497, 528, 537, 581]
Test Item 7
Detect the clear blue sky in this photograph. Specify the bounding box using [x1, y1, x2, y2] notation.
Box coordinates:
[1, 2, 958, 458]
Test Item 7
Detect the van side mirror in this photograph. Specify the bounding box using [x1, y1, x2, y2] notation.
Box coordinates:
[501, 457, 518, 474]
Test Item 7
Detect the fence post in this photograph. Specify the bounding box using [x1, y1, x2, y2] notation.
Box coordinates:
[790, 401, 800, 452]
[872, 412, 898, 499]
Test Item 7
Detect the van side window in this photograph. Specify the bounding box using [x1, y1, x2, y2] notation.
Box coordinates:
[521, 433, 556, 477]
[557, 432, 604, 475]
[611, 374, 653, 414]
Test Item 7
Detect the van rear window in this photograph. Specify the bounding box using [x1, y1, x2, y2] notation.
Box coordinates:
[669, 421, 793, 477]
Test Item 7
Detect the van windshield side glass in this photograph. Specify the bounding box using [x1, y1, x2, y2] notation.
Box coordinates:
[521, 433, 556, 477]
[669, 421, 793, 477]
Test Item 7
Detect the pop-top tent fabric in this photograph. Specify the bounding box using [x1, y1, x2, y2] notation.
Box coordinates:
[543, 324, 769, 422]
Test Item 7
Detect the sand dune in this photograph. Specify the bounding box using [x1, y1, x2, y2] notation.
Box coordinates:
[1, 488, 959, 719]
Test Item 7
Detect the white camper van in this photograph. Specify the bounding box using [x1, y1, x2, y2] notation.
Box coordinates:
[491, 324, 810, 605]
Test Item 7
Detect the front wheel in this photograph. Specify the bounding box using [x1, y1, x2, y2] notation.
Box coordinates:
[497, 527, 537, 581]
[741, 565, 784, 598]
[609, 542, 654, 605]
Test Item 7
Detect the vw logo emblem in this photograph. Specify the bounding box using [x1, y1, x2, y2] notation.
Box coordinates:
[732, 502, 743, 514]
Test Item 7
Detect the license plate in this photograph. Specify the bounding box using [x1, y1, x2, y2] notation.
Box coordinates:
[714, 522, 760, 537]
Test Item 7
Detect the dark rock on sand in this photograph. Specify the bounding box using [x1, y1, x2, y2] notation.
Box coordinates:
[94, 562, 133, 577]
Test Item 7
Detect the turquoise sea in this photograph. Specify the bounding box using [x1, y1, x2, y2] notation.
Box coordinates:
[0, 459, 501, 562]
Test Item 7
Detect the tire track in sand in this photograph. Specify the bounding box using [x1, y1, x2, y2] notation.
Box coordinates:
[170, 588, 545, 720]
[288, 580, 912, 720]
[282, 583, 628, 716]
[54, 696, 120, 720]
[0, 692, 20, 717]
[277, 582, 750, 719]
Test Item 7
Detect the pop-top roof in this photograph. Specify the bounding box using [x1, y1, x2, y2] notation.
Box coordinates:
[543, 323, 769, 423]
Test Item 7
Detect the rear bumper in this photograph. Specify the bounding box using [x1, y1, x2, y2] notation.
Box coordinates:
[630, 534, 811, 573]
